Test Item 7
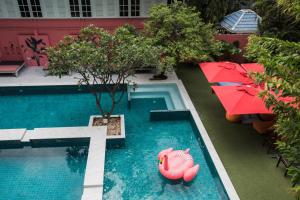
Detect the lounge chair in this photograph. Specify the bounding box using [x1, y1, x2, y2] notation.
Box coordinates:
[0, 61, 25, 77]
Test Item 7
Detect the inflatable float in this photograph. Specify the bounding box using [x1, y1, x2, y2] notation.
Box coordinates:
[158, 148, 199, 182]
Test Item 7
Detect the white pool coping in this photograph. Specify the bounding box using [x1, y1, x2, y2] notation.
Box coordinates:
[0, 69, 240, 200]
[0, 126, 107, 200]
[0, 128, 26, 141]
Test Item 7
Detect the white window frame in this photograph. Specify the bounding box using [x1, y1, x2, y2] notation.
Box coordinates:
[119, 0, 141, 17]
[69, 0, 92, 18]
[17, 0, 43, 18]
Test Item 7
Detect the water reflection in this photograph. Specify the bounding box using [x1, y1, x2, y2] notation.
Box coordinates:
[66, 146, 88, 174]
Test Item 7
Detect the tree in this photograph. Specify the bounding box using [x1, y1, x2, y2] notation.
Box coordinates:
[276, 0, 300, 20]
[186, 0, 229, 24]
[144, 1, 223, 78]
[245, 35, 300, 197]
[186, 0, 255, 24]
[253, 0, 300, 42]
[47, 25, 161, 119]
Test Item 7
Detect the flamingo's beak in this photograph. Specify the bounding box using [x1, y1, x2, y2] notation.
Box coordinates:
[159, 158, 163, 165]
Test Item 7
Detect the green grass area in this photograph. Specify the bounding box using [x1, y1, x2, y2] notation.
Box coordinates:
[176, 64, 295, 200]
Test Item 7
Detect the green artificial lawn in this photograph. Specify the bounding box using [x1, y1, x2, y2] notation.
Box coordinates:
[176, 64, 295, 200]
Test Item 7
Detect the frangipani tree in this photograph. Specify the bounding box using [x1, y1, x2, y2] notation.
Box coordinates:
[47, 25, 161, 119]
[144, 1, 223, 78]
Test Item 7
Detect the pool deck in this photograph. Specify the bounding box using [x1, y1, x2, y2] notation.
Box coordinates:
[0, 66, 240, 200]
[0, 67, 179, 87]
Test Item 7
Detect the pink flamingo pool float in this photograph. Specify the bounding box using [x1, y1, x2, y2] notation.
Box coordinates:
[158, 148, 200, 182]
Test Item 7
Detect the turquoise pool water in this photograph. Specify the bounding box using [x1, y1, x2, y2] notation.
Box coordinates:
[0, 145, 88, 200]
[0, 86, 228, 200]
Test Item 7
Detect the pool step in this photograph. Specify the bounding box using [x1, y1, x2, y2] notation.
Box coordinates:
[128, 84, 186, 110]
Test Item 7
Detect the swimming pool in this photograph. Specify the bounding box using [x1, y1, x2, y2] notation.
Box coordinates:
[0, 85, 229, 200]
[0, 144, 88, 200]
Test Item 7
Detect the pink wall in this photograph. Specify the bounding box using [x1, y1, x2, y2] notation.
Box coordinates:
[0, 18, 146, 62]
[216, 34, 252, 63]
[0, 19, 253, 64]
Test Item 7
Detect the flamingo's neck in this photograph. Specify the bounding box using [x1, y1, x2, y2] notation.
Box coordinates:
[163, 155, 169, 171]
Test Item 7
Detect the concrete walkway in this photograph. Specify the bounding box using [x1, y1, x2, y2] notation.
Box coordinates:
[0, 66, 178, 87]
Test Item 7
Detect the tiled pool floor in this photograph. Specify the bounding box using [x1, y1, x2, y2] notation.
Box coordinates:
[0, 145, 87, 200]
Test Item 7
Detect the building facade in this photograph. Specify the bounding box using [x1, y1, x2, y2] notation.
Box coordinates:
[0, 0, 166, 64]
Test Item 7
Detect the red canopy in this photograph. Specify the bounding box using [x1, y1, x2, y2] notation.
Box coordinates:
[211, 85, 273, 115]
[199, 62, 253, 84]
[241, 63, 265, 73]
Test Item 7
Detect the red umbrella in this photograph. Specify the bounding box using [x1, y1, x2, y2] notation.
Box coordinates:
[211, 85, 273, 115]
[241, 63, 265, 73]
[199, 62, 253, 84]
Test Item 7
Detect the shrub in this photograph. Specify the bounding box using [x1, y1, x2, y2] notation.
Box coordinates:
[245, 35, 300, 197]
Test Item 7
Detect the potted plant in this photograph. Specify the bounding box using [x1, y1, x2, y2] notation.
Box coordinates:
[47, 25, 161, 135]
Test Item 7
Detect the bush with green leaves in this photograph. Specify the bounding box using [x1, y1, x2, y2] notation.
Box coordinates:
[245, 35, 300, 197]
[144, 1, 223, 74]
[47, 25, 161, 118]
[253, 0, 300, 42]
[276, 0, 300, 20]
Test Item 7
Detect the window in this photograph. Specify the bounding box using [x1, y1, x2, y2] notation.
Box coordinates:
[30, 0, 42, 17]
[119, 0, 128, 17]
[131, 0, 140, 16]
[81, 0, 91, 17]
[17, 0, 42, 17]
[69, 0, 92, 17]
[119, 0, 140, 17]
[18, 0, 30, 17]
[69, 0, 80, 17]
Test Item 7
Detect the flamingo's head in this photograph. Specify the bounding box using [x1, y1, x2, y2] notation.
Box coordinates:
[158, 148, 173, 160]
[159, 155, 167, 166]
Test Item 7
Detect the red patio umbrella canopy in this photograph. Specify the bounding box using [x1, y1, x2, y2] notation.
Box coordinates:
[199, 62, 253, 84]
[211, 85, 273, 115]
[241, 63, 265, 73]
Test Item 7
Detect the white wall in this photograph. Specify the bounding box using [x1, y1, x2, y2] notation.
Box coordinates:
[0, 0, 167, 18]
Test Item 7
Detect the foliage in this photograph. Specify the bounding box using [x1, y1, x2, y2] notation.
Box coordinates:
[186, 0, 255, 24]
[47, 25, 161, 118]
[276, 0, 300, 20]
[144, 1, 222, 73]
[253, 0, 300, 42]
[218, 40, 241, 57]
[25, 37, 46, 66]
[185, 0, 229, 24]
[245, 35, 300, 197]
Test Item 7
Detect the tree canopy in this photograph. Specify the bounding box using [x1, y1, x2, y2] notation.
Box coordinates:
[144, 1, 222, 73]
[253, 0, 300, 42]
[186, 0, 255, 24]
[47, 25, 161, 118]
[276, 0, 300, 20]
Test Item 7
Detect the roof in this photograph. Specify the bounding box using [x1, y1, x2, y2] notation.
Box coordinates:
[220, 9, 261, 34]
